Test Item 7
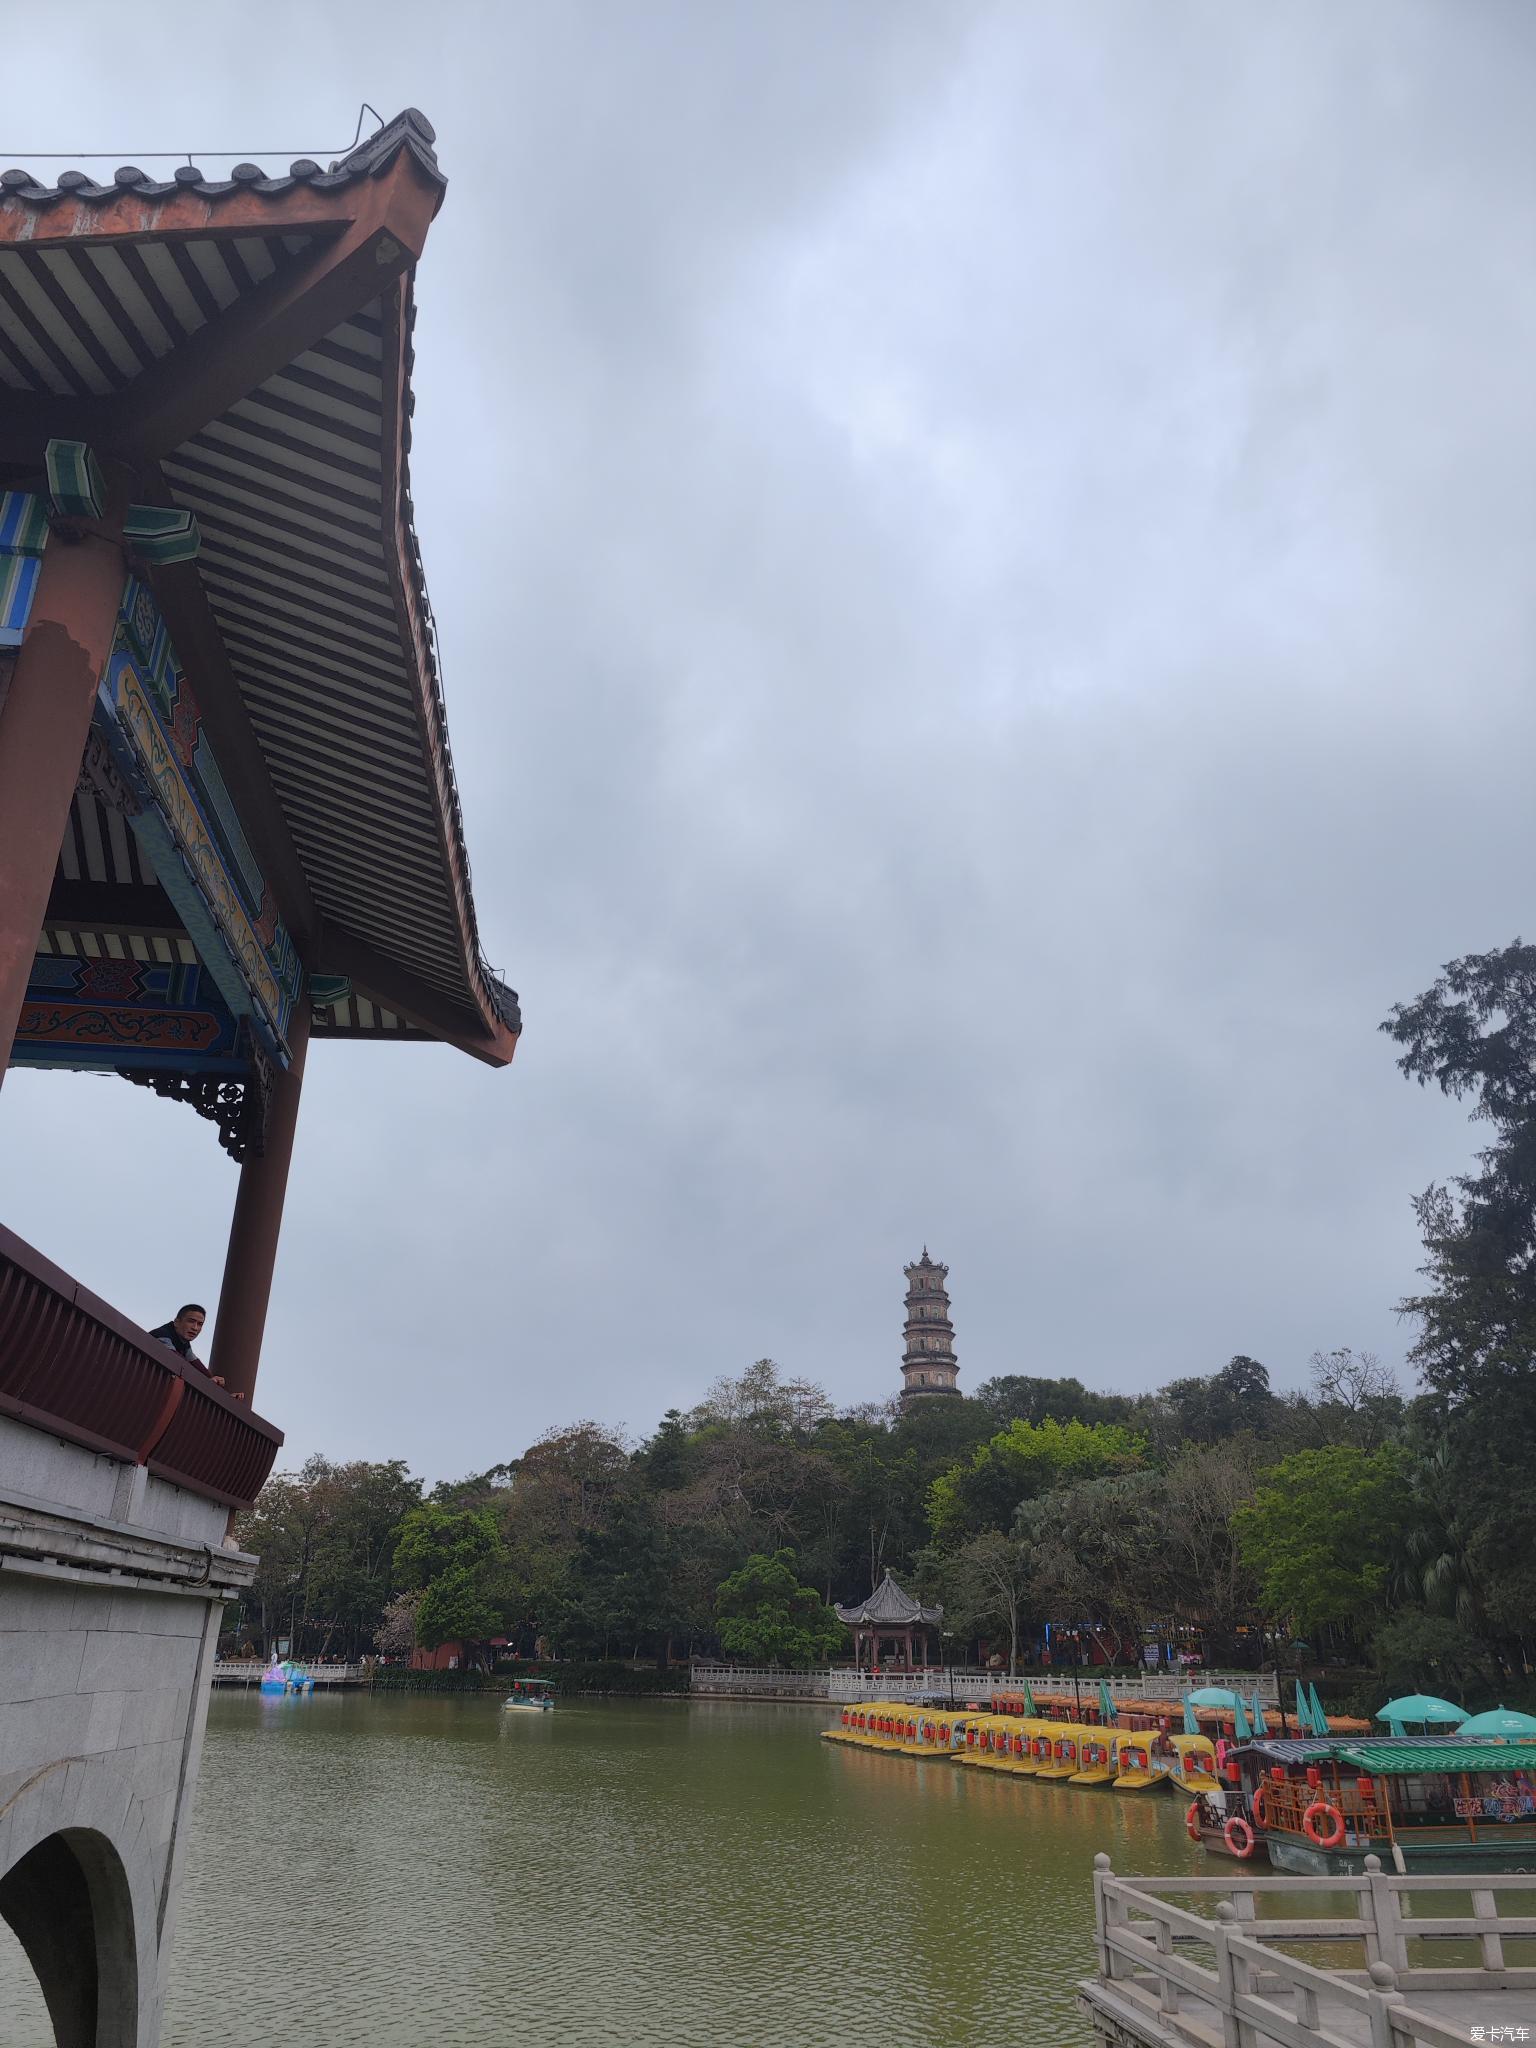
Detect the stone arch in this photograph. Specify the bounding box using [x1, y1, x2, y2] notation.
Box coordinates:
[0, 1825, 140, 2048]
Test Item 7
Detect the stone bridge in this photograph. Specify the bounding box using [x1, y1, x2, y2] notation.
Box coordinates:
[0, 1228, 275, 2047]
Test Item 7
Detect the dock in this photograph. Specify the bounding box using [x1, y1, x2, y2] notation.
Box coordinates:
[1079, 1853, 1533, 2048]
[212, 1662, 369, 1687]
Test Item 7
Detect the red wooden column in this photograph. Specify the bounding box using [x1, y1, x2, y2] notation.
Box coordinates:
[0, 504, 128, 1077]
[208, 997, 310, 1404]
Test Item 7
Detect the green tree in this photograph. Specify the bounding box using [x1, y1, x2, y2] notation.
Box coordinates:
[416, 1564, 502, 1653]
[573, 1489, 688, 1664]
[1371, 1610, 1494, 1706]
[393, 1503, 502, 1588]
[1381, 939, 1536, 1406]
[929, 1529, 1035, 1673]
[927, 1416, 1146, 1544]
[236, 1454, 422, 1658]
[714, 1549, 845, 1667]
[1160, 1441, 1259, 1659]
[1382, 941, 1536, 1652]
[1234, 1445, 1411, 1632]
[974, 1375, 1133, 1429]
[393, 1503, 506, 1656]
[1152, 1356, 1276, 1449]
[1014, 1471, 1177, 1666]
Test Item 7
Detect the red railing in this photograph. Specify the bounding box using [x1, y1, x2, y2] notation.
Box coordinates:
[0, 1223, 281, 1508]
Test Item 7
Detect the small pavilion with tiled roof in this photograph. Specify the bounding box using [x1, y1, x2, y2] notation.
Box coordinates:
[836, 1570, 944, 1671]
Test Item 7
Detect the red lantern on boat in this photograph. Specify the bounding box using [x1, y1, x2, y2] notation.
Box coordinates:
[1305, 1765, 1322, 1789]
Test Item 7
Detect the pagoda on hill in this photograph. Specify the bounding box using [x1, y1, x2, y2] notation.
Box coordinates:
[900, 1248, 960, 1409]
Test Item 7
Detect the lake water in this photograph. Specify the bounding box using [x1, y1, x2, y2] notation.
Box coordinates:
[2, 1692, 1208, 2047]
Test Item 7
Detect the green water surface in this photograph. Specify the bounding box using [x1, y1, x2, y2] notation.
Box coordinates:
[2, 1693, 1212, 2047]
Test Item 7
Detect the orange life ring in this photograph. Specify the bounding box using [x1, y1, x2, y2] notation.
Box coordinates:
[1186, 1799, 1202, 1842]
[1303, 1800, 1346, 1850]
[1223, 1814, 1256, 1860]
[1252, 1784, 1270, 1828]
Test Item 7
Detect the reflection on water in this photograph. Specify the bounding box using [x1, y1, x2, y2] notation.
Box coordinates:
[0, 1695, 1211, 2047]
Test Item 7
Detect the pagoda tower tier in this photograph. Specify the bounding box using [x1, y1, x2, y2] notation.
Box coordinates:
[900, 1247, 960, 1409]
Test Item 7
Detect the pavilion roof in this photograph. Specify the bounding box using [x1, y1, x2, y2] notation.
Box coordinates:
[0, 110, 518, 1063]
[835, 1569, 943, 1628]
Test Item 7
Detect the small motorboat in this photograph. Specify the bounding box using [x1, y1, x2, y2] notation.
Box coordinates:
[502, 1677, 556, 1713]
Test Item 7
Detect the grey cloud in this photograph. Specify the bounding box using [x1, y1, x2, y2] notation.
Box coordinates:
[1, 0, 1532, 1481]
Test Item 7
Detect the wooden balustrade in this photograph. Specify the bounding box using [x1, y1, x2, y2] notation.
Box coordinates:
[0, 1222, 282, 1509]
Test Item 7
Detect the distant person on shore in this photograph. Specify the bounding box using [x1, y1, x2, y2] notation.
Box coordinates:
[148, 1304, 226, 1387]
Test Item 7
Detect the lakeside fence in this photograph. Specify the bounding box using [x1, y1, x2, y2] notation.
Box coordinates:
[689, 1667, 1282, 1704]
[212, 1662, 367, 1687]
[211, 1661, 1283, 1703]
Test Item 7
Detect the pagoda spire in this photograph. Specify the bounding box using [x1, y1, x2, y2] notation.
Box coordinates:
[899, 1250, 960, 1410]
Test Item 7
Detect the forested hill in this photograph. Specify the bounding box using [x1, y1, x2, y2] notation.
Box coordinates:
[238, 941, 1536, 1705]
[235, 1345, 1522, 1700]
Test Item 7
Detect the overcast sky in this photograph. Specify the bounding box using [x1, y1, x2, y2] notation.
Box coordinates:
[3, 2, 1533, 1483]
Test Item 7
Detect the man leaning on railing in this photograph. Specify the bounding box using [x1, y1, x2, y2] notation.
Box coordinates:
[148, 1302, 246, 1399]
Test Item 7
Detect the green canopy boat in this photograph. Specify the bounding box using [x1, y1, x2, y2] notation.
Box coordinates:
[1234, 1737, 1536, 1876]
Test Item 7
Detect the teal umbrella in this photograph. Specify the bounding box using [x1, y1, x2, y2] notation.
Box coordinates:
[1097, 1680, 1118, 1723]
[1231, 1694, 1253, 1742]
[1457, 1706, 1536, 1737]
[1251, 1693, 1268, 1736]
[1375, 1693, 1463, 1728]
[1182, 1697, 1200, 1735]
[1295, 1681, 1317, 1735]
[1308, 1683, 1330, 1734]
[1185, 1686, 1242, 1708]
[1020, 1679, 1038, 1716]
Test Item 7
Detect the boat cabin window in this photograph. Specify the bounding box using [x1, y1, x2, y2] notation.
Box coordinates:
[1388, 1774, 1456, 1820]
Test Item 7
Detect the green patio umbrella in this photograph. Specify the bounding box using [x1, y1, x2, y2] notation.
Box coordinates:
[1375, 1693, 1463, 1729]
[1295, 1681, 1318, 1735]
[1097, 1680, 1118, 1723]
[1020, 1679, 1038, 1716]
[1308, 1683, 1330, 1734]
[1231, 1694, 1253, 1741]
[1456, 1706, 1536, 1737]
[1182, 1697, 1200, 1735]
[1250, 1693, 1268, 1736]
[1185, 1686, 1242, 1708]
